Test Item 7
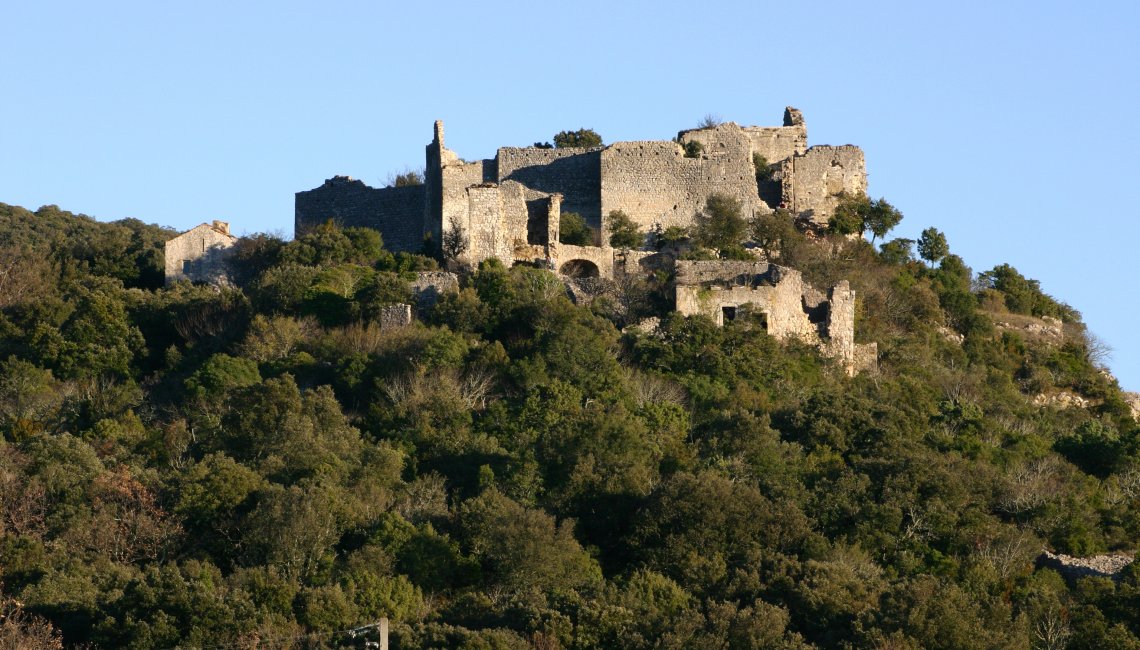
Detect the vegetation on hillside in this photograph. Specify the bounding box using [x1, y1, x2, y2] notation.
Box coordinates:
[1, 200, 1138, 649]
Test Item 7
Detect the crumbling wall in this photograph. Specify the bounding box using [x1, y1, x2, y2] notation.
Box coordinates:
[461, 184, 512, 266]
[378, 303, 413, 329]
[409, 271, 459, 312]
[164, 222, 237, 286]
[497, 148, 602, 234]
[674, 260, 872, 373]
[551, 243, 615, 279]
[295, 176, 426, 252]
[674, 261, 818, 339]
[679, 119, 806, 169]
[742, 124, 807, 164]
[781, 145, 867, 226]
[599, 137, 761, 234]
[439, 159, 486, 252]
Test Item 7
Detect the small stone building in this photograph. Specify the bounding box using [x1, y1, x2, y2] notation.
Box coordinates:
[674, 260, 877, 374]
[164, 220, 237, 286]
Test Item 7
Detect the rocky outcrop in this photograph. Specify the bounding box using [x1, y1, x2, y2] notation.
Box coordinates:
[1033, 391, 1094, 410]
[1125, 392, 1140, 421]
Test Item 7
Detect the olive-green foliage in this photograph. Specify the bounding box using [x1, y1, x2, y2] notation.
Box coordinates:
[683, 141, 703, 158]
[607, 210, 643, 249]
[918, 227, 949, 266]
[829, 192, 904, 243]
[694, 193, 749, 256]
[553, 128, 603, 148]
[753, 152, 773, 182]
[979, 263, 1078, 321]
[559, 211, 593, 246]
[4, 201, 1140, 648]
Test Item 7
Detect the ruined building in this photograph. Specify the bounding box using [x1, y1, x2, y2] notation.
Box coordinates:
[674, 261, 877, 375]
[295, 107, 866, 276]
[164, 220, 237, 286]
[291, 107, 874, 372]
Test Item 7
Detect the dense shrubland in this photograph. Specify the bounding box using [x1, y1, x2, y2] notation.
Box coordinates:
[1, 200, 1139, 649]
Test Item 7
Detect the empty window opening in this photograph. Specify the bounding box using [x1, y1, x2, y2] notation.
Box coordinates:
[722, 306, 737, 322]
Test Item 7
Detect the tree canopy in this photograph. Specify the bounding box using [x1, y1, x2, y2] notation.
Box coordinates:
[0, 203, 1136, 648]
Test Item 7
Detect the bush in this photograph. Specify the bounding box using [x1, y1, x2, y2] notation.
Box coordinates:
[559, 212, 593, 246]
[694, 193, 747, 253]
[553, 129, 602, 148]
[608, 210, 643, 249]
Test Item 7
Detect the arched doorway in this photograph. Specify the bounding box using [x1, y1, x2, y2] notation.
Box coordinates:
[559, 259, 600, 278]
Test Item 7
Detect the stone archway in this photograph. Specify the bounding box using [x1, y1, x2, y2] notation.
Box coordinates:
[559, 259, 600, 279]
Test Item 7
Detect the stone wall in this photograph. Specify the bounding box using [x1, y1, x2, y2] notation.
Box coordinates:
[300, 109, 868, 275]
[463, 184, 517, 266]
[599, 137, 762, 234]
[781, 145, 867, 226]
[409, 271, 459, 312]
[551, 243, 615, 279]
[496, 147, 602, 233]
[295, 176, 426, 252]
[678, 118, 806, 170]
[378, 303, 413, 329]
[674, 260, 873, 373]
[164, 221, 237, 286]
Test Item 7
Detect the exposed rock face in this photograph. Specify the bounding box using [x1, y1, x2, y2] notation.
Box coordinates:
[1033, 391, 1094, 410]
[1038, 550, 1134, 582]
[993, 314, 1064, 345]
[1125, 392, 1140, 420]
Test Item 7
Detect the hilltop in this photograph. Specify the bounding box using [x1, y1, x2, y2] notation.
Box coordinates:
[2, 139, 1140, 647]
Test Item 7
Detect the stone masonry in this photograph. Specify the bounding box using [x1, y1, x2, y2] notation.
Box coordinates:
[294, 108, 876, 373]
[296, 107, 868, 269]
[164, 220, 237, 286]
[674, 260, 877, 374]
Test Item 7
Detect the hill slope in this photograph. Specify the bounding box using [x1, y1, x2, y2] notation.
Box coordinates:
[0, 204, 1138, 649]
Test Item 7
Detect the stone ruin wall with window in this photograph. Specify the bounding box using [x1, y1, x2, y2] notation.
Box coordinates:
[674, 260, 877, 375]
[164, 221, 238, 286]
[287, 108, 877, 371]
[295, 107, 868, 267]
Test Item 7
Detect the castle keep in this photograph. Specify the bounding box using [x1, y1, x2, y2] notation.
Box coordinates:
[295, 108, 866, 275]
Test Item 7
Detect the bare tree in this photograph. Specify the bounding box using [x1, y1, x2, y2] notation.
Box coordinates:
[697, 113, 723, 128]
[442, 217, 469, 264]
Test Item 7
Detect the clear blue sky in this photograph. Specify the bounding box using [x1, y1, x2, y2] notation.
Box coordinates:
[3, 1, 1138, 389]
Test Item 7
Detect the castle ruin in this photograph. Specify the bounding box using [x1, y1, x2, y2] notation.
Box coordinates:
[295, 107, 866, 275]
[292, 108, 875, 372]
[674, 260, 877, 375]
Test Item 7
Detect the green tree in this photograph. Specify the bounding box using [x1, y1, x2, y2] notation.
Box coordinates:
[694, 193, 748, 255]
[608, 210, 643, 249]
[553, 128, 603, 148]
[829, 193, 903, 243]
[751, 209, 797, 258]
[879, 238, 916, 265]
[917, 227, 949, 266]
[559, 211, 593, 246]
